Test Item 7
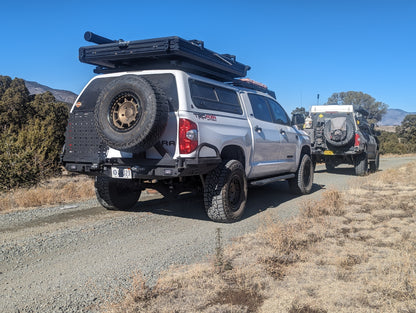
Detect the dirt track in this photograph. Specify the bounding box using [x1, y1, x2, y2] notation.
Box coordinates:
[1, 156, 415, 312]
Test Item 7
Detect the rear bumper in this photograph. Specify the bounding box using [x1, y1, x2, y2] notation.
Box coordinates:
[63, 143, 222, 179]
[311, 147, 364, 156]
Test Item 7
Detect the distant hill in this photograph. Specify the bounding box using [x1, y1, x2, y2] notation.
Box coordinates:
[380, 108, 416, 126]
[24, 80, 77, 105]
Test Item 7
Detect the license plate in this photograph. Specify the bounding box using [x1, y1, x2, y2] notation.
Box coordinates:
[323, 150, 334, 155]
[111, 167, 132, 179]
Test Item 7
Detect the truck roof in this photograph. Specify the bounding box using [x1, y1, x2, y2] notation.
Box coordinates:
[310, 105, 353, 113]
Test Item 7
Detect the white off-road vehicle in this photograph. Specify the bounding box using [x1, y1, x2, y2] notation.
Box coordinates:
[62, 32, 313, 222]
[304, 104, 380, 175]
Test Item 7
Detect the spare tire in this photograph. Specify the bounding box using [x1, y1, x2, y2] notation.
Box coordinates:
[94, 75, 168, 153]
[324, 117, 354, 147]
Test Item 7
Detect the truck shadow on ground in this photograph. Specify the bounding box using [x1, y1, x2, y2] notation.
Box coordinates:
[130, 182, 323, 222]
[315, 167, 382, 176]
[314, 167, 357, 176]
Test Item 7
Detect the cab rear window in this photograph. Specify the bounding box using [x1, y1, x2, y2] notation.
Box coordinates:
[189, 80, 242, 115]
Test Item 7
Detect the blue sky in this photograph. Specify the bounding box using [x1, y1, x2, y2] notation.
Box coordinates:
[1, 0, 415, 114]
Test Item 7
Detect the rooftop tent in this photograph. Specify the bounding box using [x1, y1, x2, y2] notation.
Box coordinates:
[79, 32, 250, 82]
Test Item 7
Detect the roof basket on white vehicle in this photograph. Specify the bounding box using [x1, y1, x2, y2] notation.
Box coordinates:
[231, 78, 276, 99]
[79, 32, 251, 82]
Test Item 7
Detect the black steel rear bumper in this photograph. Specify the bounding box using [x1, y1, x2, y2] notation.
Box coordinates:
[63, 143, 222, 179]
[311, 146, 364, 156]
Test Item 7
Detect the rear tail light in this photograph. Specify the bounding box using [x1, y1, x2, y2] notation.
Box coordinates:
[179, 118, 198, 154]
[354, 133, 361, 147]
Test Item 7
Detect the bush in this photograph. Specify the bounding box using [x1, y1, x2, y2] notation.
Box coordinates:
[0, 76, 68, 190]
[379, 130, 416, 155]
[397, 114, 416, 145]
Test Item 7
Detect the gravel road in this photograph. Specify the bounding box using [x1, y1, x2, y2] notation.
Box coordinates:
[1, 156, 415, 312]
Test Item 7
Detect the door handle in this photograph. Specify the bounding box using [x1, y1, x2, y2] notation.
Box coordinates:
[254, 125, 262, 133]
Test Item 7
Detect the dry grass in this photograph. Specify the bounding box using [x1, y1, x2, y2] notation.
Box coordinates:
[106, 161, 416, 313]
[0, 174, 95, 212]
[260, 162, 416, 312]
[301, 189, 344, 218]
[381, 153, 416, 158]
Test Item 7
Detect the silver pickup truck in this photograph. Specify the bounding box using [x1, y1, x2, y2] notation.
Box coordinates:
[62, 34, 313, 222]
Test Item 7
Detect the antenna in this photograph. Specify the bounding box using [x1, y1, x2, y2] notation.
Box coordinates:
[300, 90, 303, 107]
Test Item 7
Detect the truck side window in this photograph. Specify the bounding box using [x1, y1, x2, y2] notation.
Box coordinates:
[189, 80, 242, 114]
[248, 94, 273, 123]
[267, 99, 290, 125]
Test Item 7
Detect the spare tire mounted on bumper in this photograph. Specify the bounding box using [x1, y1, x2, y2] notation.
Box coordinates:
[94, 75, 168, 153]
[324, 117, 354, 147]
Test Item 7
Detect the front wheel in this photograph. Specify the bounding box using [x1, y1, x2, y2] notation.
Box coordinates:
[204, 160, 247, 223]
[354, 152, 368, 176]
[95, 176, 142, 210]
[289, 154, 314, 194]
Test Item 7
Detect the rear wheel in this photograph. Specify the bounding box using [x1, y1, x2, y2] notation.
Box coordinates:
[354, 152, 368, 176]
[289, 154, 314, 194]
[95, 176, 141, 210]
[325, 159, 336, 172]
[369, 151, 380, 173]
[204, 160, 247, 223]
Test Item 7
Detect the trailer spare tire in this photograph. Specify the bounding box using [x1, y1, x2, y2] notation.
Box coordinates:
[324, 117, 354, 147]
[94, 75, 168, 153]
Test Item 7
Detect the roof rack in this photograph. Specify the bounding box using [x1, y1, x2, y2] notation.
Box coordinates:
[79, 32, 251, 82]
[230, 78, 276, 99]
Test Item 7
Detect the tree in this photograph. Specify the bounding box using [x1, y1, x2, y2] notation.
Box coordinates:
[397, 114, 416, 144]
[291, 106, 308, 117]
[326, 91, 388, 123]
[0, 75, 12, 97]
[0, 77, 32, 130]
[378, 115, 416, 155]
[0, 75, 68, 190]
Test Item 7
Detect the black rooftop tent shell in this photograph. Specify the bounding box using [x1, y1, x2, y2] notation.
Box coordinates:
[79, 34, 251, 82]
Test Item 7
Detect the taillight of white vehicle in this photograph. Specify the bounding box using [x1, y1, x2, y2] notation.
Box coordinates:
[354, 133, 361, 147]
[179, 118, 198, 154]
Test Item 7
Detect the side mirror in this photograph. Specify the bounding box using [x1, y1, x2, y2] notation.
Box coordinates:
[370, 124, 380, 136]
[292, 114, 305, 127]
[357, 107, 369, 117]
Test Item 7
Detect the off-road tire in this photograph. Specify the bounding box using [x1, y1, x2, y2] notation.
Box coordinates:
[204, 160, 247, 223]
[324, 118, 354, 147]
[354, 152, 368, 176]
[94, 75, 168, 153]
[95, 176, 142, 211]
[369, 150, 380, 173]
[289, 154, 314, 194]
[325, 159, 336, 172]
[312, 156, 317, 170]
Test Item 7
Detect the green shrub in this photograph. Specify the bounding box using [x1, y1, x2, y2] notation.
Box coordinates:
[379, 129, 416, 155]
[0, 76, 68, 190]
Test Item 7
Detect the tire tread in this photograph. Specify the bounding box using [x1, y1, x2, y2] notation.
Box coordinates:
[204, 160, 247, 223]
